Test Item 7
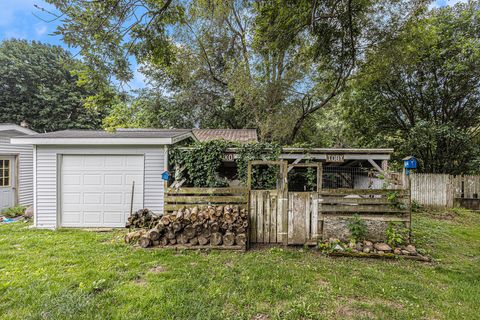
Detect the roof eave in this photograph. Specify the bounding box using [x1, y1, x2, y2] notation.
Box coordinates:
[11, 137, 179, 145]
[0, 124, 37, 136]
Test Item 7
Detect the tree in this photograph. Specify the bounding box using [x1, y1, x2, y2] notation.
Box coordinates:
[0, 39, 114, 132]
[343, 1, 480, 173]
[45, 0, 423, 142]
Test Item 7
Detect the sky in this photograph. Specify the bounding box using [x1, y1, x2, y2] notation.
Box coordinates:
[0, 0, 468, 91]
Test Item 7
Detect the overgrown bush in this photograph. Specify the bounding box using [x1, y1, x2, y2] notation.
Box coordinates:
[169, 140, 230, 187]
[347, 214, 367, 242]
[236, 142, 282, 189]
[385, 222, 409, 247]
[1, 205, 26, 218]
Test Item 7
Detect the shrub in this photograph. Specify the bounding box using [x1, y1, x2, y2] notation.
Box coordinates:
[347, 214, 367, 242]
[385, 222, 409, 247]
[1, 205, 26, 218]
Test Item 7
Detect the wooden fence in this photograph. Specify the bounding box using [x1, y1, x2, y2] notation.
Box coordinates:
[411, 173, 480, 207]
[250, 188, 410, 245]
[164, 187, 248, 213]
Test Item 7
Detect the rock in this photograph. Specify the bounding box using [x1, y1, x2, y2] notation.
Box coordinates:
[333, 244, 344, 252]
[329, 238, 340, 244]
[401, 250, 410, 255]
[364, 240, 373, 247]
[24, 206, 34, 218]
[394, 248, 402, 255]
[374, 243, 392, 252]
[363, 247, 371, 253]
[405, 244, 417, 255]
[377, 250, 384, 254]
[355, 242, 363, 251]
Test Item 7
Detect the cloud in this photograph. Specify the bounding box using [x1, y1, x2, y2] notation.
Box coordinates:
[35, 24, 47, 36]
[129, 68, 147, 90]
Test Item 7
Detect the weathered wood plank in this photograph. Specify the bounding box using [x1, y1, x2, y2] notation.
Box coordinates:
[166, 187, 248, 195]
[311, 193, 318, 241]
[165, 196, 247, 203]
[265, 191, 271, 243]
[320, 189, 409, 196]
[289, 192, 308, 245]
[250, 191, 257, 243]
[257, 191, 264, 243]
[319, 214, 410, 221]
[319, 197, 396, 205]
[270, 193, 277, 243]
[164, 204, 247, 211]
[319, 205, 409, 213]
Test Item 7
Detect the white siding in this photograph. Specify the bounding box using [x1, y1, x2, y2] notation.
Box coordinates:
[0, 136, 34, 206]
[35, 145, 166, 228]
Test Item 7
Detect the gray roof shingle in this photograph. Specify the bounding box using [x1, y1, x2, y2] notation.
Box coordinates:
[192, 129, 258, 143]
[25, 128, 192, 139]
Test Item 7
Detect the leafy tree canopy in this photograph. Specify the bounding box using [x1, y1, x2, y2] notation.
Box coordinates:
[0, 39, 116, 132]
[46, 0, 424, 142]
[342, 1, 480, 173]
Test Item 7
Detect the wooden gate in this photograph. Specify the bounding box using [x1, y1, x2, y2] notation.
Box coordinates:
[248, 161, 322, 245]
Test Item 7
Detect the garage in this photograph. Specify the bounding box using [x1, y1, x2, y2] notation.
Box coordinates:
[11, 128, 194, 228]
[61, 155, 144, 227]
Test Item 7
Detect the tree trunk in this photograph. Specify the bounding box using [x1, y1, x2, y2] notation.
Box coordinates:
[210, 232, 223, 246]
[138, 236, 152, 248]
[198, 235, 209, 245]
[223, 232, 235, 246]
[189, 237, 199, 246]
[235, 233, 247, 246]
[177, 233, 189, 245]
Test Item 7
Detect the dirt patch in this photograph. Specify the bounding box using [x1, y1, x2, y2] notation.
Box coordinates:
[251, 314, 269, 320]
[149, 265, 166, 274]
[316, 277, 330, 288]
[335, 305, 374, 319]
[133, 277, 147, 286]
[334, 297, 403, 318]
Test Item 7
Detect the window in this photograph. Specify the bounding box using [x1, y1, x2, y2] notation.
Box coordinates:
[0, 159, 10, 187]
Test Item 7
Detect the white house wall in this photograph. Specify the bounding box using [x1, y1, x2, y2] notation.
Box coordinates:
[35, 145, 166, 228]
[0, 136, 33, 206]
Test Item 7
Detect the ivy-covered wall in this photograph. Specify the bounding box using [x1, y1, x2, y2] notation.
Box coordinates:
[169, 140, 282, 189]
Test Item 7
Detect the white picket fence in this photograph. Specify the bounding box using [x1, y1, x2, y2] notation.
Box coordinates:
[410, 173, 480, 207]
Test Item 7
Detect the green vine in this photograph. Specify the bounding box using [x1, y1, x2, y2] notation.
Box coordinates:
[169, 140, 230, 187]
[386, 191, 407, 210]
[236, 142, 282, 189]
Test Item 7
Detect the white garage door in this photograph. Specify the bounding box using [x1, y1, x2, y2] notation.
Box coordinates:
[61, 155, 144, 227]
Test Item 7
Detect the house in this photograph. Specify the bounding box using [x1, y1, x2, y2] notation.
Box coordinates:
[0, 124, 37, 211]
[11, 126, 395, 229]
[192, 129, 258, 143]
[11, 129, 193, 228]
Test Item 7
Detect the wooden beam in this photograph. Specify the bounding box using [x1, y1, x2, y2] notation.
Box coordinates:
[287, 157, 304, 172]
[368, 159, 384, 174]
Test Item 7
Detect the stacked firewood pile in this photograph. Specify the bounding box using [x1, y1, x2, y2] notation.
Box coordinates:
[125, 205, 248, 249]
[125, 208, 161, 229]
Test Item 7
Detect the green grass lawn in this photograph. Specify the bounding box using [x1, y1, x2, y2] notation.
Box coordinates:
[1, 209, 479, 320]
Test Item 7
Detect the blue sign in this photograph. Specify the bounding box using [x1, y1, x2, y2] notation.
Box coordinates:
[403, 156, 417, 169]
[161, 171, 170, 181]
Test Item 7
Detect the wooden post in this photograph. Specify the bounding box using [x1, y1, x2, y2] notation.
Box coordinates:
[130, 181, 135, 216]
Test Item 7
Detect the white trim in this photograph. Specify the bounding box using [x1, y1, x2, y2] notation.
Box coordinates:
[172, 132, 196, 143]
[0, 124, 37, 136]
[164, 145, 168, 171]
[33, 145, 37, 227]
[11, 133, 195, 146]
[11, 137, 175, 145]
